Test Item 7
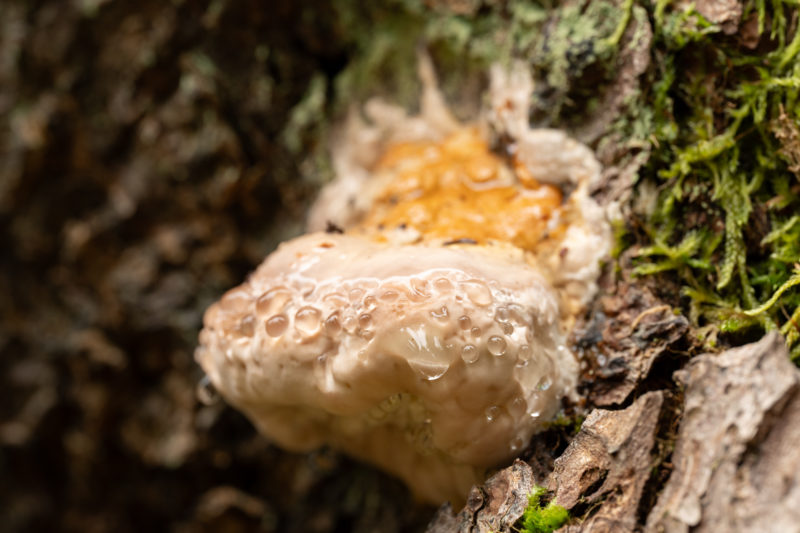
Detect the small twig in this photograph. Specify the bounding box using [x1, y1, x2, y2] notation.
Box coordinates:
[629, 305, 672, 334]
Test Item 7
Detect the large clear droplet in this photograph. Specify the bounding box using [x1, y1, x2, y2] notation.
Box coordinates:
[409, 278, 431, 300]
[233, 315, 256, 338]
[461, 344, 479, 364]
[358, 313, 373, 328]
[537, 376, 552, 391]
[485, 405, 501, 422]
[325, 312, 342, 334]
[295, 306, 322, 336]
[265, 315, 288, 337]
[433, 277, 454, 292]
[379, 289, 400, 302]
[487, 335, 507, 356]
[495, 306, 510, 322]
[389, 324, 451, 381]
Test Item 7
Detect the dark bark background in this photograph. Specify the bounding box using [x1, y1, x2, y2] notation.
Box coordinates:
[0, 1, 433, 531]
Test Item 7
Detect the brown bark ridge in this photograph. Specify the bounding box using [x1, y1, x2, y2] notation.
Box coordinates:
[552, 391, 664, 532]
[645, 332, 800, 533]
[430, 333, 800, 532]
[428, 392, 666, 533]
[574, 261, 689, 407]
[425, 459, 537, 533]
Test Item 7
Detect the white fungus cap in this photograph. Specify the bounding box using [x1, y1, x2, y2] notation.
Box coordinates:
[196, 233, 577, 504]
[196, 57, 612, 505]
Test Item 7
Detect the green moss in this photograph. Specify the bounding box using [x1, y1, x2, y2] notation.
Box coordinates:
[519, 486, 569, 533]
[330, 0, 630, 122]
[632, 0, 800, 355]
[282, 73, 328, 155]
[544, 413, 585, 435]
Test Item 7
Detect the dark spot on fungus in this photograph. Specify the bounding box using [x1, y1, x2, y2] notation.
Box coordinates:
[443, 238, 478, 246]
[325, 221, 344, 234]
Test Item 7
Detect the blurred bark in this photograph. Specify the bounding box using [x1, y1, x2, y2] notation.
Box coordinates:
[0, 2, 430, 532]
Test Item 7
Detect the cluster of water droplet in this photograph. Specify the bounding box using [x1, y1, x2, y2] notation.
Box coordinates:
[203, 263, 562, 396]
[197, 253, 575, 469]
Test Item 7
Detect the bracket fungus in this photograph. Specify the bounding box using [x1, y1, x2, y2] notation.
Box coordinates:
[196, 58, 611, 504]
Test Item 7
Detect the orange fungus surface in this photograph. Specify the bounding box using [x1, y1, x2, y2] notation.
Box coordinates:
[355, 128, 563, 252]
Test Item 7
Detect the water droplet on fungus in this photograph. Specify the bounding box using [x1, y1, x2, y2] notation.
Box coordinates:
[349, 288, 365, 302]
[517, 344, 532, 367]
[433, 277, 454, 292]
[325, 312, 342, 334]
[537, 376, 552, 391]
[219, 288, 251, 314]
[358, 313, 373, 328]
[265, 315, 288, 337]
[495, 306, 510, 322]
[461, 344, 479, 364]
[488, 335, 507, 356]
[343, 315, 357, 333]
[363, 295, 377, 310]
[233, 315, 256, 338]
[295, 307, 322, 336]
[395, 324, 450, 381]
[379, 289, 400, 302]
[410, 278, 431, 299]
[256, 287, 292, 317]
[430, 306, 449, 321]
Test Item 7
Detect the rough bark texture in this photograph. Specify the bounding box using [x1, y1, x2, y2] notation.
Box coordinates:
[573, 259, 690, 407]
[430, 391, 668, 533]
[552, 391, 664, 533]
[426, 460, 538, 533]
[646, 333, 800, 533]
[436, 333, 800, 532]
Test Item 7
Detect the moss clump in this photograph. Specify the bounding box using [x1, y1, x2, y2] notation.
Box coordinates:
[633, 0, 800, 359]
[519, 486, 569, 533]
[330, 0, 632, 119]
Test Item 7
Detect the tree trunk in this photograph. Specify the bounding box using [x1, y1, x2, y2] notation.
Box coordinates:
[3, 1, 799, 532]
